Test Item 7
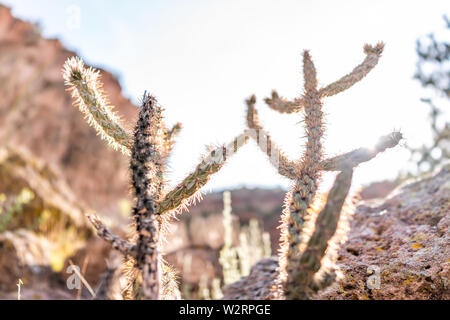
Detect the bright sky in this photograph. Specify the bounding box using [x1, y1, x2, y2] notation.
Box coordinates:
[3, 0, 449, 192]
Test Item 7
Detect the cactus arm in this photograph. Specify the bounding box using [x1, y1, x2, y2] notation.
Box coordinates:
[319, 43, 385, 98]
[163, 122, 182, 155]
[166, 123, 182, 144]
[321, 131, 403, 171]
[62, 57, 133, 155]
[159, 122, 182, 163]
[94, 251, 123, 300]
[294, 169, 354, 298]
[246, 95, 297, 180]
[264, 90, 304, 114]
[87, 215, 137, 257]
[156, 132, 249, 216]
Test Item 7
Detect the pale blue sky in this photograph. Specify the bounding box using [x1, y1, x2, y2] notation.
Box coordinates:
[3, 0, 449, 192]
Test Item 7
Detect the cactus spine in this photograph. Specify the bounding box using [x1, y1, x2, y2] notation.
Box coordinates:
[244, 43, 402, 299]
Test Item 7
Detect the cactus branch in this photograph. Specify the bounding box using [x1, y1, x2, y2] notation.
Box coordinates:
[264, 90, 304, 114]
[246, 95, 297, 180]
[166, 123, 182, 142]
[321, 131, 403, 171]
[303, 50, 319, 92]
[163, 122, 182, 153]
[87, 214, 137, 257]
[292, 169, 353, 299]
[156, 132, 249, 216]
[160, 122, 182, 160]
[62, 57, 133, 155]
[319, 43, 384, 98]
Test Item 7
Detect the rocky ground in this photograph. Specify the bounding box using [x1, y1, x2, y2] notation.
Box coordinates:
[223, 164, 450, 300]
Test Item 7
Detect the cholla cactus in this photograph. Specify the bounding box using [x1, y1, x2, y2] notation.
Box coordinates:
[237, 219, 271, 277]
[245, 43, 403, 299]
[219, 191, 272, 285]
[63, 58, 249, 300]
[410, 17, 450, 173]
[211, 278, 224, 300]
[218, 191, 241, 285]
[198, 275, 211, 300]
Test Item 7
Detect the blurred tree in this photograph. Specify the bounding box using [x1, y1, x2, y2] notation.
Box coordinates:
[410, 15, 450, 172]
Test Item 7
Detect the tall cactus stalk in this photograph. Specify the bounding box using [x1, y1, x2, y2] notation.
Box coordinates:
[130, 94, 164, 299]
[244, 43, 402, 299]
[63, 58, 249, 299]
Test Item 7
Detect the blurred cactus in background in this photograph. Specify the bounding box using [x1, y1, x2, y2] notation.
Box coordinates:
[236, 219, 271, 277]
[415, 16, 450, 97]
[197, 275, 211, 300]
[219, 191, 271, 287]
[63, 58, 249, 300]
[218, 191, 240, 286]
[244, 43, 402, 299]
[410, 16, 450, 173]
[217, 191, 271, 297]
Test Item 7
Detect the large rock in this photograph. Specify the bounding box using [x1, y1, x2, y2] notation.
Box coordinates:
[223, 164, 450, 300]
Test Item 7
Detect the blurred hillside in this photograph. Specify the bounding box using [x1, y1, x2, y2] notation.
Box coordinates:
[0, 4, 137, 219]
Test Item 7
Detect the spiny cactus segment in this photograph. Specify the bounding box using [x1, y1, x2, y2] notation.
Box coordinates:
[62, 57, 133, 155]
